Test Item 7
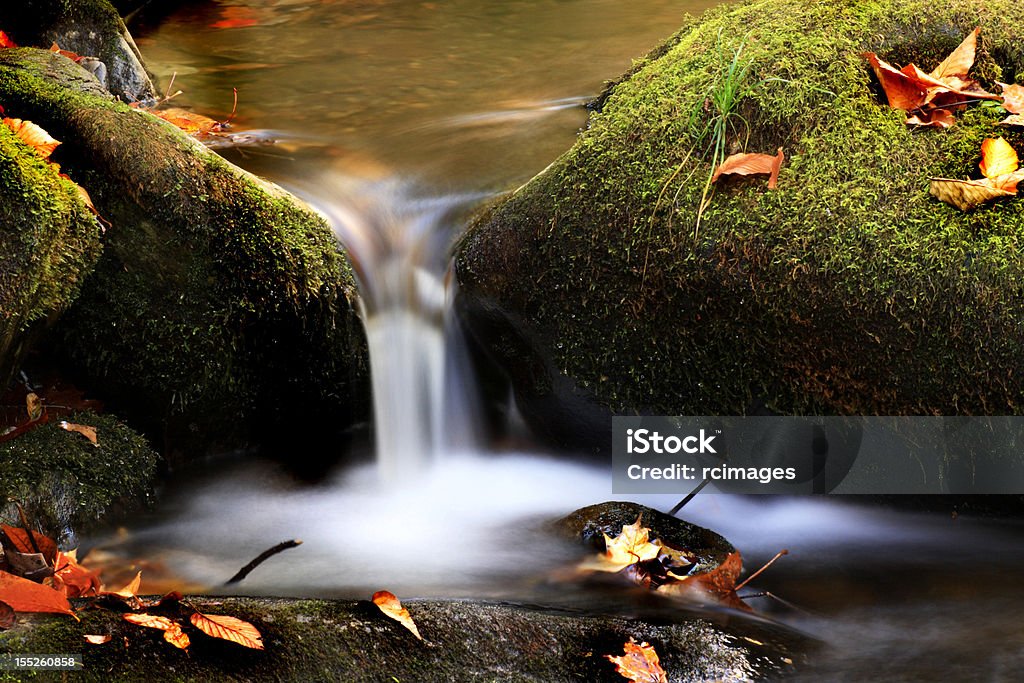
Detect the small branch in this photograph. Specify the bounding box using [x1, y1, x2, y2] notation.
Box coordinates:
[667, 479, 711, 516]
[738, 590, 812, 615]
[734, 548, 788, 591]
[225, 539, 302, 585]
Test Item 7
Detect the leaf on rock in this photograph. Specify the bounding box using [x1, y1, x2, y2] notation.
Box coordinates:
[83, 634, 111, 645]
[371, 590, 423, 641]
[190, 611, 263, 650]
[148, 107, 223, 136]
[0, 569, 75, 616]
[579, 515, 663, 573]
[2, 119, 61, 159]
[108, 571, 142, 599]
[0, 600, 15, 630]
[49, 42, 84, 63]
[712, 147, 785, 188]
[998, 82, 1024, 114]
[605, 638, 668, 683]
[1, 525, 58, 563]
[929, 177, 1016, 210]
[0, 31, 16, 48]
[123, 613, 190, 650]
[58, 421, 98, 446]
[980, 137, 1019, 178]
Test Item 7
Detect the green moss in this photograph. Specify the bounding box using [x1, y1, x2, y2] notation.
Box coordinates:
[0, 50, 368, 456]
[0, 123, 102, 389]
[0, 411, 159, 543]
[458, 0, 1024, 419]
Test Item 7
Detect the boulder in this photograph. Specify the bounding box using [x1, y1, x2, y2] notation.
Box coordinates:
[0, 49, 369, 462]
[456, 0, 1024, 452]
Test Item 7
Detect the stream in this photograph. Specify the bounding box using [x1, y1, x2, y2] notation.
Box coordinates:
[95, 1, 1024, 680]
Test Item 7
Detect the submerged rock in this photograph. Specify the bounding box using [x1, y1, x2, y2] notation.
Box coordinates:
[0, 597, 808, 681]
[0, 49, 368, 462]
[456, 0, 1024, 451]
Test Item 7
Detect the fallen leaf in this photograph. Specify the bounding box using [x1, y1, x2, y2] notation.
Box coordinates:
[998, 82, 1024, 114]
[2, 119, 61, 159]
[0, 600, 14, 629]
[0, 31, 15, 49]
[123, 613, 190, 650]
[25, 393, 43, 421]
[210, 6, 260, 29]
[712, 148, 785, 189]
[862, 52, 928, 111]
[999, 113, 1024, 127]
[605, 638, 668, 683]
[110, 571, 142, 599]
[3, 550, 48, 579]
[929, 177, 1016, 210]
[371, 590, 423, 641]
[980, 137, 1019, 178]
[83, 634, 111, 645]
[148, 107, 223, 135]
[0, 569, 75, 616]
[52, 550, 101, 598]
[58, 421, 98, 446]
[190, 611, 263, 650]
[1, 525, 57, 563]
[929, 27, 980, 81]
[906, 108, 955, 128]
[49, 42, 84, 63]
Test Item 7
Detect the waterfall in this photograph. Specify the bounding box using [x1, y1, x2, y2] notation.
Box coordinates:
[307, 176, 484, 481]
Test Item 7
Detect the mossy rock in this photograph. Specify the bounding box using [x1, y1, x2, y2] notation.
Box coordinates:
[0, 597, 809, 681]
[0, 411, 158, 545]
[0, 124, 102, 391]
[456, 0, 1024, 451]
[0, 49, 369, 462]
[3, 0, 157, 102]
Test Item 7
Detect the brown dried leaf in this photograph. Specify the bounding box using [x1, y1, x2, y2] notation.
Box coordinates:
[980, 137, 1019, 179]
[372, 590, 423, 640]
[862, 53, 928, 110]
[929, 177, 1016, 210]
[712, 148, 785, 189]
[929, 27, 980, 80]
[148, 107, 223, 135]
[999, 113, 1024, 127]
[58, 421, 98, 446]
[190, 611, 264, 650]
[1, 525, 58, 563]
[53, 550, 101, 598]
[25, 393, 43, 421]
[905, 109, 955, 128]
[998, 82, 1024, 114]
[83, 634, 112, 645]
[110, 571, 142, 599]
[0, 600, 15, 629]
[605, 638, 668, 683]
[2, 119, 61, 159]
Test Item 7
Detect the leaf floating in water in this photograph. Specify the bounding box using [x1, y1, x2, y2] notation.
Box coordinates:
[372, 590, 423, 640]
[605, 638, 668, 683]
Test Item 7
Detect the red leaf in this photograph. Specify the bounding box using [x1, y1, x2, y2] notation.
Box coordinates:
[49, 42, 83, 63]
[210, 7, 260, 30]
[0, 570, 75, 616]
[0, 31, 16, 49]
[1, 525, 57, 564]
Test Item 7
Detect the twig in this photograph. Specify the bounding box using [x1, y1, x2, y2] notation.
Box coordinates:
[738, 590, 812, 615]
[667, 479, 711, 516]
[225, 539, 302, 585]
[734, 548, 788, 591]
[15, 502, 42, 556]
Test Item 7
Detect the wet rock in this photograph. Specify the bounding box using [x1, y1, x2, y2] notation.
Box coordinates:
[456, 0, 1024, 451]
[0, 49, 369, 463]
[0, 597, 808, 681]
[3, 0, 158, 102]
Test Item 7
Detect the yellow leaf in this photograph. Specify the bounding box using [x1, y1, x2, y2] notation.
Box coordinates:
[579, 515, 663, 573]
[371, 590, 423, 641]
[980, 138, 1019, 179]
[605, 638, 668, 683]
[58, 421, 98, 446]
[929, 177, 1016, 210]
[25, 393, 43, 421]
[190, 611, 264, 650]
[163, 623, 191, 650]
[109, 571, 142, 599]
[83, 634, 111, 645]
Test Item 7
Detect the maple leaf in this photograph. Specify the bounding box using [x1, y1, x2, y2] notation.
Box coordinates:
[0, 31, 15, 49]
[579, 515, 663, 573]
[980, 137, 1019, 179]
[83, 634, 111, 645]
[2, 118, 60, 159]
[372, 590, 423, 640]
[122, 613, 190, 650]
[712, 148, 784, 189]
[0, 600, 14, 630]
[606, 638, 668, 683]
[58, 421, 98, 446]
[190, 611, 264, 650]
[0, 569, 75, 616]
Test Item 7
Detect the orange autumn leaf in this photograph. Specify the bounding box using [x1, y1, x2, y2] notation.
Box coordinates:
[53, 550, 101, 598]
[712, 147, 784, 189]
[83, 634, 111, 645]
[0, 569, 75, 616]
[0, 31, 15, 49]
[2, 118, 61, 159]
[190, 611, 264, 650]
[372, 590, 423, 640]
[148, 107, 223, 135]
[123, 613, 190, 650]
[862, 52, 929, 111]
[211, 6, 260, 29]
[108, 571, 142, 599]
[980, 137, 1019, 179]
[606, 638, 668, 683]
[1, 525, 58, 563]
[0, 600, 15, 629]
[49, 42, 84, 63]
[905, 108, 955, 128]
[58, 421, 98, 446]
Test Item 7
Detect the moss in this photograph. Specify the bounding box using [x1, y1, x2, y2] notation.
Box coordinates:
[0, 123, 102, 389]
[0, 50, 368, 459]
[0, 411, 158, 544]
[458, 0, 1024, 424]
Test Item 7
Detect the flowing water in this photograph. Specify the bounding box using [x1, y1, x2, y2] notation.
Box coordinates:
[96, 1, 1024, 679]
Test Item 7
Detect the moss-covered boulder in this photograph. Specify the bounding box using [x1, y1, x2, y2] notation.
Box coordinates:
[0, 49, 368, 462]
[3, 0, 157, 102]
[0, 597, 809, 681]
[0, 411, 158, 544]
[457, 0, 1024, 450]
[0, 124, 103, 390]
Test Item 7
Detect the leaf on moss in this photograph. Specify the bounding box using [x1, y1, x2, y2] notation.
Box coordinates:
[25, 393, 43, 421]
[929, 177, 1017, 210]
[190, 611, 264, 650]
[148, 108, 223, 136]
[58, 421, 98, 446]
[123, 613, 190, 650]
[49, 42, 84, 63]
[980, 137, 1019, 178]
[712, 148, 784, 189]
[905, 109, 955, 128]
[2, 118, 61, 159]
[998, 82, 1024, 114]
[605, 638, 668, 683]
[371, 590, 423, 641]
[0, 569, 75, 616]
[83, 634, 112, 645]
